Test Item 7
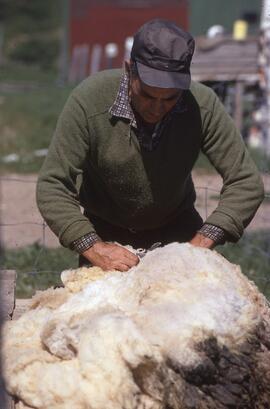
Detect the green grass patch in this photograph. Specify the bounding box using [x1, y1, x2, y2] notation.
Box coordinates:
[0, 84, 73, 173]
[248, 147, 270, 174]
[218, 230, 270, 299]
[0, 62, 58, 83]
[1, 243, 77, 298]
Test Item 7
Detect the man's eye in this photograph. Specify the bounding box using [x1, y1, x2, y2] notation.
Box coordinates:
[166, 96, 178, 101]
[144, 94, 154, 100]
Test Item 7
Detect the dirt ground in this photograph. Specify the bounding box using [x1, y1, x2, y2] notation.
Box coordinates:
[1, 172, 269, 249]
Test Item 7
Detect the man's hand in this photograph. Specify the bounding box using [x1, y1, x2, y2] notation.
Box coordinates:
[189, 233, 215, 249]
[82, 241, 139, 271]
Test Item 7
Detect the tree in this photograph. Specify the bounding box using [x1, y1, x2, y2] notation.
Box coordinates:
[0, 0, 10, 64]
[3, 0, 61, 69]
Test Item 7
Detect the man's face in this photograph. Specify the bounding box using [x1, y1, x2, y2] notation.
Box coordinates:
[127, 63, 183, 124]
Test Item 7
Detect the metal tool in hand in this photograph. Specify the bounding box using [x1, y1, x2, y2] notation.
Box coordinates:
[136, 242, 162, 258]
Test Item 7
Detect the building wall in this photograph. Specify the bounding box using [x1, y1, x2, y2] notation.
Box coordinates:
[69, 0, 188, 79]
[70, 5, 188, 49]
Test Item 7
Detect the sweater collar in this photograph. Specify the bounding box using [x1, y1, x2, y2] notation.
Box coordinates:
[109, 73, 186, 129]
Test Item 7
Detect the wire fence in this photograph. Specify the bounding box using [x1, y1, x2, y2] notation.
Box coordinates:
[1, 174, 270, 296]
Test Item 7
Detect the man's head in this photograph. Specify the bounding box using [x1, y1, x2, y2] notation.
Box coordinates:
[126, 19, 195, 124]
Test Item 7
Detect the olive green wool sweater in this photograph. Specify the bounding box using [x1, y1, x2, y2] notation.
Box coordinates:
[37, 69, 264, 248]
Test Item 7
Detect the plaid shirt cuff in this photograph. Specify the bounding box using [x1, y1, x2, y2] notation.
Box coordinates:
[197, 224, 226, 245]
[71, 232, 101, 254]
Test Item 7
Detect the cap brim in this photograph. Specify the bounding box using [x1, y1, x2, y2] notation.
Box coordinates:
[136, 61, 191, 89]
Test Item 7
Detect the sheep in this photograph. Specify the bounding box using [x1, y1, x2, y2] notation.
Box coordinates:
[2, 242, 270, 409]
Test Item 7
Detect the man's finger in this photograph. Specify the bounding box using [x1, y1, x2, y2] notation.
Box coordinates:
[121, 254, 139, 267]
[113, 262, 130, 272]
[119, 247, 139, 262]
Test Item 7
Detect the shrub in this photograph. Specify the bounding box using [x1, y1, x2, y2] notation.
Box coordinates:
[9, 37, 59, 69]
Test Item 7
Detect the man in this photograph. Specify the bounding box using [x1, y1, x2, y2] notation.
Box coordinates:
[37, 19, 264, 271]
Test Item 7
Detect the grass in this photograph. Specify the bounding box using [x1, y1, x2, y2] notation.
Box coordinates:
[0, 84, 73, 173]
[248, 147, 270, 174]
[0, 243, 77, 298]
[217, 230, 270, 299]
[1, 231, 269, 299]
[0, 62, 58, 84]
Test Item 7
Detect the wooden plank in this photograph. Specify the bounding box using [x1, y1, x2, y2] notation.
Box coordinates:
[234, 81, 244, 131]
[0, 390, 15, 409]
[3, 391, 15, 409]
[191, 73, 259, 84]
[191, 36, 259, 83]
[3, 299, 30, 406]
[12, 299, 31, 320]
[4, 300, 31, 407]
[6, 300, 30, 404]
[0, 379, 15, 409]
[0, 270, 16, 321]
[0, 270, 16, 407]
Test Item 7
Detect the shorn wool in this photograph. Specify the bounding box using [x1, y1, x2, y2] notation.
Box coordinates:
[3, 243, 270, 408]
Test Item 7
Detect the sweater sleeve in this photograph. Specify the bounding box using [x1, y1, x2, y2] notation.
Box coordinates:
[36, 93, 96, 248]
[201, 91, 264, 242]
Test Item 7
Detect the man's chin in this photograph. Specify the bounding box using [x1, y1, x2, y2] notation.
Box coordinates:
[142, 114, 161, 124]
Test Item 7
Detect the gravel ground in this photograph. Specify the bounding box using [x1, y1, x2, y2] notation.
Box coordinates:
[1, 172, 269, 249]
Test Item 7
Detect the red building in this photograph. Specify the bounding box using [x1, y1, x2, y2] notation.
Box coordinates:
[69, 0, 189, 81]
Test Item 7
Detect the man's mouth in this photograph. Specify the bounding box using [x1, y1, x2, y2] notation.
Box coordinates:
[144, 112, 161, 123]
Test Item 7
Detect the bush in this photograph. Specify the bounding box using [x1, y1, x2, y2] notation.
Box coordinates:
[9, 37, 59, 69]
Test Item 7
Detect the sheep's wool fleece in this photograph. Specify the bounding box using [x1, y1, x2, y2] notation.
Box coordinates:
[3, 243, 270, 409]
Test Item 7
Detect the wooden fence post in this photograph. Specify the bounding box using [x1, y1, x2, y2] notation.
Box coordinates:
[234, 81, 244, 131]
[0, 270, 16, 409]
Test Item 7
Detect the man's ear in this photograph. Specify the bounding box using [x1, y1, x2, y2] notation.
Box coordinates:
[125, 60, 131, 75]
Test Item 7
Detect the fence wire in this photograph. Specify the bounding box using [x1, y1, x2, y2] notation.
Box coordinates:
[1, 175, 270, 296]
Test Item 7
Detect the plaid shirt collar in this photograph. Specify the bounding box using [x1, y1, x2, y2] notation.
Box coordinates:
[109, 73, 186, 129]
[109, 73, 137, 127]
